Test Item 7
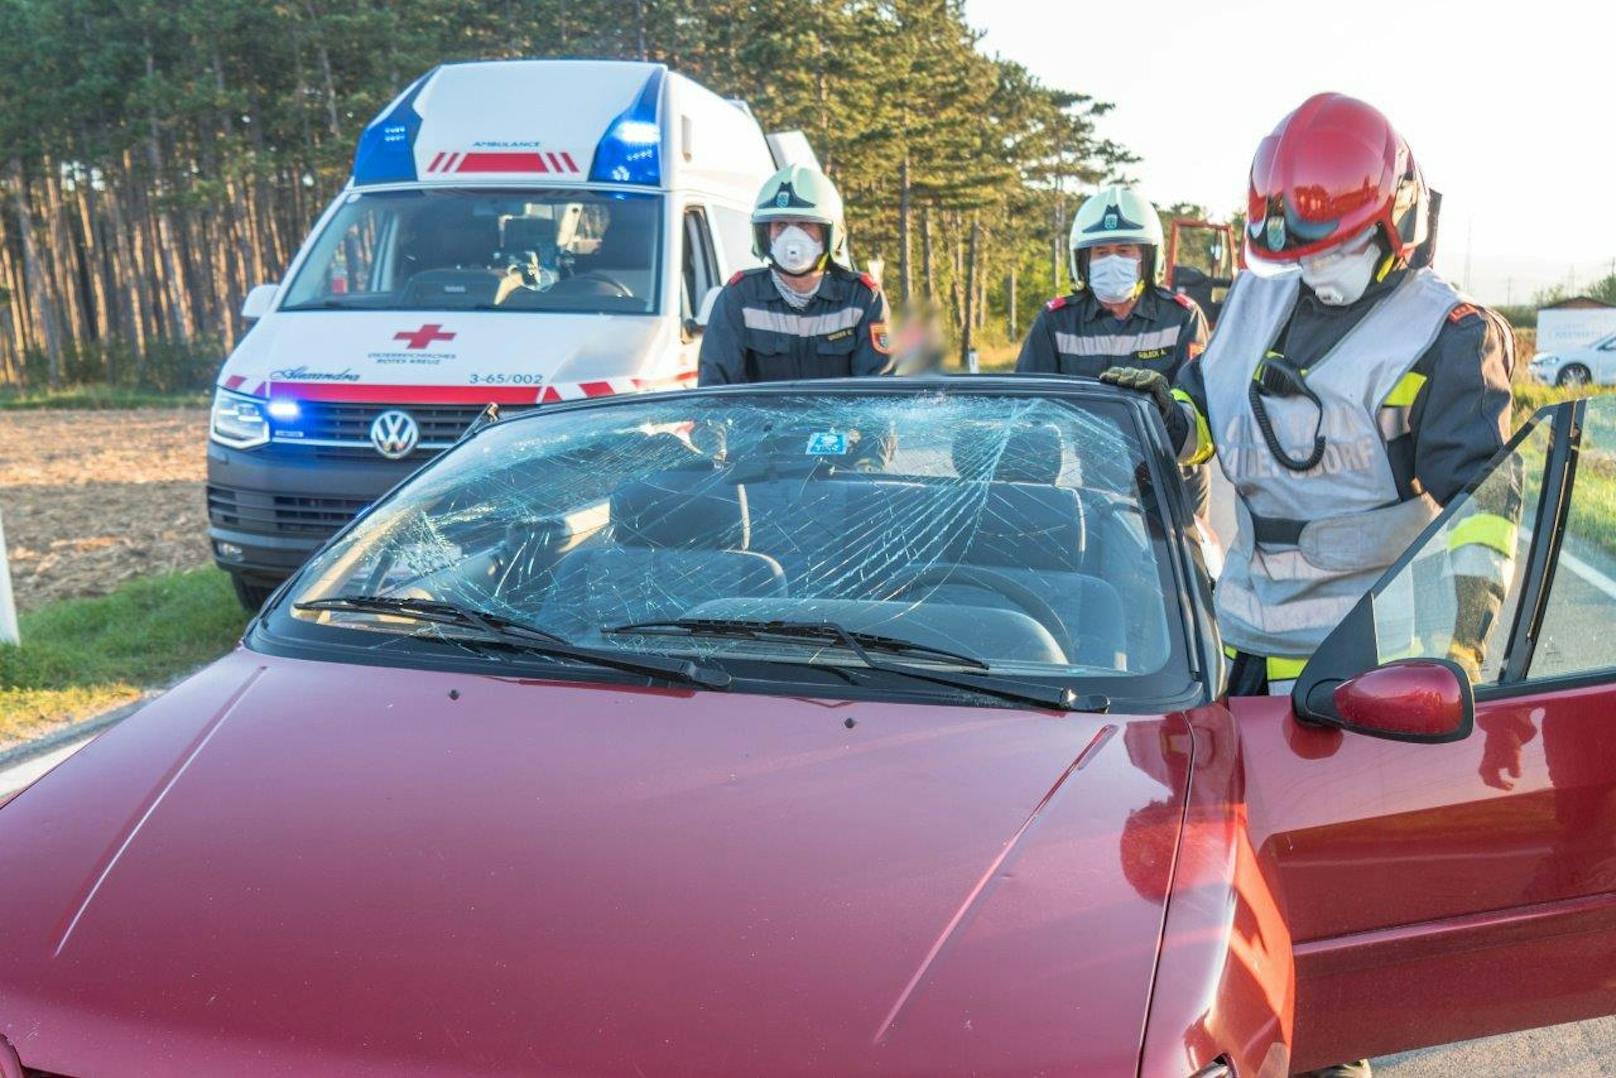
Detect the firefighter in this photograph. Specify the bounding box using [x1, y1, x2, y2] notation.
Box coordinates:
[1101, 92, 1516, 710]
[1016, 184, 1212, 516]
[698, 164, 893, 386]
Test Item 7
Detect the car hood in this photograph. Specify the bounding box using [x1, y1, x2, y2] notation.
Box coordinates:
[0, 651, 1192, 1076]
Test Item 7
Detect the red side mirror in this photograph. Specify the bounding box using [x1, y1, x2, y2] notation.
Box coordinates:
[1331, 659, 1474, 744]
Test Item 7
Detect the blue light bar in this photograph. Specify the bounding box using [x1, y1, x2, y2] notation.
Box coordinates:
[352, 68, 437, 186]
[589, 67, 666, 186]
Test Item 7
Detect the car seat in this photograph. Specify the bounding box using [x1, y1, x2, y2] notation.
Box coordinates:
[538, 470, 786, 640]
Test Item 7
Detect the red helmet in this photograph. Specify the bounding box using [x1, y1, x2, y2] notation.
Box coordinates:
[1245, 93, 1429, 269]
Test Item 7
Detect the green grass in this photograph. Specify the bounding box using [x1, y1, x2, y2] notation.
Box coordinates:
[0, 384, 210, 410]
[0, 568, 249, 745]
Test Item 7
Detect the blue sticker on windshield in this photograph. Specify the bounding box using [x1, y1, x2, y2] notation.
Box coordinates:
[806, 431, 848, 456]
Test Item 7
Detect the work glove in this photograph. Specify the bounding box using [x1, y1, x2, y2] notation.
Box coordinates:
[1447, 573, 1506, 684]
[1100, 367, 1190, 452]
[1099, 366, 1174, 418]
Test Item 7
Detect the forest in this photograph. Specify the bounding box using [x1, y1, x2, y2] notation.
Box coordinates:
[0, 0, 1142, 389]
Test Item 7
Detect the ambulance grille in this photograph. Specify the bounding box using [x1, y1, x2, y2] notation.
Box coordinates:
[271, 402, 531, 451]
[207, 486, 374, 537]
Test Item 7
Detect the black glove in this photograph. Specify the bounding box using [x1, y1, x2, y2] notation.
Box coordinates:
[1100, 367, 1189, 451]
[1448, 574, 1505, 683]
[1099, 366, 1173, 415]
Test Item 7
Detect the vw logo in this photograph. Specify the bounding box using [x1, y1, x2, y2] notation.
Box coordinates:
[369, 410, 420, 460]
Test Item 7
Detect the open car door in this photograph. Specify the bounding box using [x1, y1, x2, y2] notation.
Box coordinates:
[1225, 395, 1616, 1069]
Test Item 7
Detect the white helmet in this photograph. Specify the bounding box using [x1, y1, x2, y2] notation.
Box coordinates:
[1068, 184, 1165, 288]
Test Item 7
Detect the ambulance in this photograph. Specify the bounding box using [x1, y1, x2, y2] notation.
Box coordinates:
[207, 60, 809, 608]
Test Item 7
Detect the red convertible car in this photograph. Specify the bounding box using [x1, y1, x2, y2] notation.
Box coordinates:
[2, 378, 1613, 1076]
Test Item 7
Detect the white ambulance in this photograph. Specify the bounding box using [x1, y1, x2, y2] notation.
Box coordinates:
[207, 60, 807, 607]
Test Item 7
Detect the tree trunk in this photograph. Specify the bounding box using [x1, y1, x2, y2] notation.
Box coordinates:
[920, 204, 934, 301]
[961, 214, 980, 368]
[897, 155, 912, 305]
[1008, 267, 1017, 341]
[144, 35, 190, 343]
[6, 159, 63, 386]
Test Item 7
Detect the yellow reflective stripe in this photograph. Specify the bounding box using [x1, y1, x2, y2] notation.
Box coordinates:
[1447, 512, 1517, 557]
[1172, 388, 1214, 466]
[1221, 646, 1309, 681]
[1382, 371, 1428, 409]
[1266, 655, 1309, 680]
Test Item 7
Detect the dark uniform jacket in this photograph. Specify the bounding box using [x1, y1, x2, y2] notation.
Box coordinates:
[1018, 285, 1212, 513]
[1172, 267, 1514, 507]
[1015, 285, 1209, 379]
[698, 266, 893, 386]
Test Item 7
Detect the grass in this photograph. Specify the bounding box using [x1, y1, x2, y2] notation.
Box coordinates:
[0, 384, 210, 410]
[0, 568, 249, 746]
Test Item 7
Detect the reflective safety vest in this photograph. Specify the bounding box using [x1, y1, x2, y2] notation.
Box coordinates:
[1203, 268, 1466, 659]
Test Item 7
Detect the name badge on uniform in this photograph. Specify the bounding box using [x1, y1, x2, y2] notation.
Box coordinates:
[1136, 348, 1168, 360]
[825, 328, 853, 342]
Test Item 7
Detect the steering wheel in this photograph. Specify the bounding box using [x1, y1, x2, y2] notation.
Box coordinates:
[885, 565, 1079, 662]
[548, 271, 634, 298]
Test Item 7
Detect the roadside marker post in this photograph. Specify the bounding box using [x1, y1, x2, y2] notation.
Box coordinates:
[0, 507, 18, 645]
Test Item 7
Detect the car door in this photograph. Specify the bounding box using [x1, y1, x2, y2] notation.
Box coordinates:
[1226, 394, 1616, 1069]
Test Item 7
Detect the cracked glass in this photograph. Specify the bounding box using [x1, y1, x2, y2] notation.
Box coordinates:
[284, 391, 1180, 681]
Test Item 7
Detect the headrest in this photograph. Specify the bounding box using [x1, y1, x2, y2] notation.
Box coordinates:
[999, 424, 1064, 483]
[951, 422, 1064, 484]
[610, 472, 749, 549]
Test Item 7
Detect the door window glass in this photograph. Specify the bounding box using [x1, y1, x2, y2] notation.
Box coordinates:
[1531, 397, 1616, 679]
[680, 208, 717, 321]
[1368, 421, 1549, 684]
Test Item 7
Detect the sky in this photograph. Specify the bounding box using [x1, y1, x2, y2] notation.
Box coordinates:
[965, 0, 1616, 305]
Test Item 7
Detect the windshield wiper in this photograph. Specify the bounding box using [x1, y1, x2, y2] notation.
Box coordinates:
[295, 595, 731, 689]
[606, 617, 1106, 713]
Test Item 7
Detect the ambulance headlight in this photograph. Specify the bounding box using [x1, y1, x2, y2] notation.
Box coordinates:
[211, 387, 271, 450]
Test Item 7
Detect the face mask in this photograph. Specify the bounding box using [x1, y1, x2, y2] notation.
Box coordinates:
[770, 225, 824, 275]
[1300, 231, 1382, 306]
[1088, 254, 1141, 303]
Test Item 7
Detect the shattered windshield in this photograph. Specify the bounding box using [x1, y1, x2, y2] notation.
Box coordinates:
[277, 390, 1186, 692]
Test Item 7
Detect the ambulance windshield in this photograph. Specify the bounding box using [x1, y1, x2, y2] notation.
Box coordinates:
[281, 188, 662, 315]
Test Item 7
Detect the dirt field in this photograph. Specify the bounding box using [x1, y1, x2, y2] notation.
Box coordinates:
[0, 408, 212, 612]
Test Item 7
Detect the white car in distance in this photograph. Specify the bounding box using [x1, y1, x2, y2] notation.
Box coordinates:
[1530, 332, 1616, 387]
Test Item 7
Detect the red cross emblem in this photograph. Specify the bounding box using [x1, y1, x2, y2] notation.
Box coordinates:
[393, 324, 456, 349]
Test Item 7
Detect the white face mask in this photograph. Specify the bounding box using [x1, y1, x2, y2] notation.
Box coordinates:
[770, 225, 824, 275]
[1300, 230, 1382, 306]
[1088, 254, 1141, 304]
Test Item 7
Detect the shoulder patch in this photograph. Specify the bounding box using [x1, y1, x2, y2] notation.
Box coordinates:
[858, 272, 879, 291]
[1447, 302, 1481, 324]
[1045, 295, 1069, 312]
[727, 270, 747, 287]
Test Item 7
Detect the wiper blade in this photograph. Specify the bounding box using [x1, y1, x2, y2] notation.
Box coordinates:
[295, 596, 731, 688]
[607, 617, 1105, 713]
[609, 617, 990, 669]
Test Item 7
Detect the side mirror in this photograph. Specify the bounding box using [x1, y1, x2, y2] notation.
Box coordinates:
[1307, 659, 1474, 744]
[241, 283, 279, 321]
[695, 285, 723, 330]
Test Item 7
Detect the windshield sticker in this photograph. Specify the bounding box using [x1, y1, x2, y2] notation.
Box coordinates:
[806, 431, 849, 456]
